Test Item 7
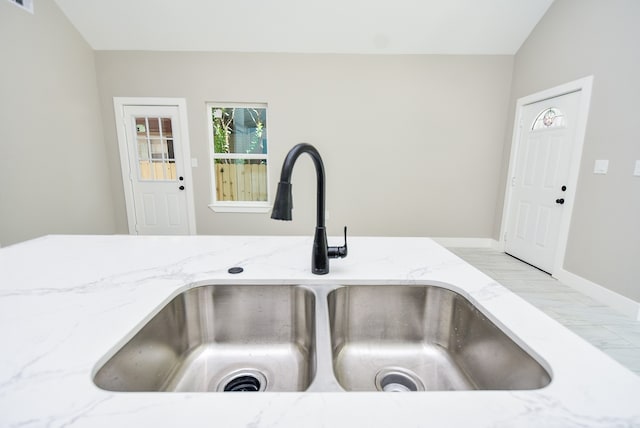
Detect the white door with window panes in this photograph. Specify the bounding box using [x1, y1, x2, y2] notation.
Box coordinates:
[117, 102, 195, 235]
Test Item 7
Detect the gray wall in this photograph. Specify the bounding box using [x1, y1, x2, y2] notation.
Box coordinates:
[496, 0, 640, 301]
[0, 0, 116, 246]
[95, 52, 513, 238]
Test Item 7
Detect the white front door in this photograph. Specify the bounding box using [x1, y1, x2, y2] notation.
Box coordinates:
[116, 101, 195, 235]
[505, 91, 581, 273]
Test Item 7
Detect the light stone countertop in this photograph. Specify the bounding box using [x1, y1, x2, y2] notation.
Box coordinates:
[1, 235, 639, 427]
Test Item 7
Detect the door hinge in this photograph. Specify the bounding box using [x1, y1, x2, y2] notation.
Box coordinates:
[134, 224, 140, 233]
[511, 177, 516, 187]
[503, 232, 508, 242]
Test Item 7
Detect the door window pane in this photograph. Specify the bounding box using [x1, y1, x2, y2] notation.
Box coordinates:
[532, 108, 566, 130]
[161, 118, 173, 137]
[134, 116, 176, 181]
[137, 139, 150, 160]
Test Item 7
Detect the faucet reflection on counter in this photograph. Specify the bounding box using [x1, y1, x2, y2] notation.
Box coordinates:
[271, 143, 347, 275]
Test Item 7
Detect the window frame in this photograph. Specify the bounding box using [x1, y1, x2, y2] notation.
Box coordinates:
[206, 102, 271, 213]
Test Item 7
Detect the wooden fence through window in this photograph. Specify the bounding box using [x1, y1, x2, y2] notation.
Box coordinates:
[215, 163, 267, 201]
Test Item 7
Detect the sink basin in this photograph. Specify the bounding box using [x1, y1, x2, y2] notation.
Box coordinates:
[328, 285, 551, 391]
[94, 283, 550, 393]
[94, 285, 316, 392]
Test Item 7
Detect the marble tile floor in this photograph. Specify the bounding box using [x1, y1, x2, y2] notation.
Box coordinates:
[450, 247, 640, 376]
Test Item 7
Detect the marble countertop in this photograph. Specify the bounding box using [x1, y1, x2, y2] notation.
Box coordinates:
[1, 235, 639, 427]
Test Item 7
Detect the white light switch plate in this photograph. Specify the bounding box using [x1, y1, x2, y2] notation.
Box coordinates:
[191, 158, 198, 167]
[634, 160, 640, 176]
[594, 159, 609, 174]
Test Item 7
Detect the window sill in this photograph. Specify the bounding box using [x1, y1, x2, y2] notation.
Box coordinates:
[208, 203, 272, 214]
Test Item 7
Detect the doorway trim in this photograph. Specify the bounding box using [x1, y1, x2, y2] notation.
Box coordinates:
[499, 76, 593, 276]
[114, 97, 197, 235]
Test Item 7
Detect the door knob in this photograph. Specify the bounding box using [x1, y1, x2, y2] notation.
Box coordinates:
[179, 185, 185, 191]
[555, 198, 565, 204]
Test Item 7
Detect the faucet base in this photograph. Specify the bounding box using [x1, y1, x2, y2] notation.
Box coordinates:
[312, 227, 329, 275]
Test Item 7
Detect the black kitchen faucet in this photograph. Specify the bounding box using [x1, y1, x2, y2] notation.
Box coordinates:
[271, 143, 347, 274]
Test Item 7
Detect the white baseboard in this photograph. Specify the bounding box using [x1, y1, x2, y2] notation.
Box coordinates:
[433, 237, 500, 249]
[554, 268, 640, 321]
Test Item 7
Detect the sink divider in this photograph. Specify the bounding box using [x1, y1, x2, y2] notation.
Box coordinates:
[303, 284, 345, 392]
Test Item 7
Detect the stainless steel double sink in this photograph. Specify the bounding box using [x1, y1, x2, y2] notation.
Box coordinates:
[93, 284, 551, 392]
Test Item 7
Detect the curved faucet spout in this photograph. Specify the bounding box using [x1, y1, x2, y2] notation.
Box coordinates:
[271, 143, 347, 275]
[271, 143, 325, 227]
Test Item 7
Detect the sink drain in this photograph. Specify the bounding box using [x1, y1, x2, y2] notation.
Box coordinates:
[217, 369, 267, 392]
[375, 367, 425, 392]
[224, 375, 260, 392]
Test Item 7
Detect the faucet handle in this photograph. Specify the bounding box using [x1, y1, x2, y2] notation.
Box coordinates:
[328, 226, 348, 259]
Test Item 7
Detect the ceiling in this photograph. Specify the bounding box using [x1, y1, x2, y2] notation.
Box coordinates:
[54, 0, 554, 55]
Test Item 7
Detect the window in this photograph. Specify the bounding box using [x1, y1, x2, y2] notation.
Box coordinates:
[532, 107, 566, 130]
[207, 103, 269, 212]
[135, 116, 176, 181]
